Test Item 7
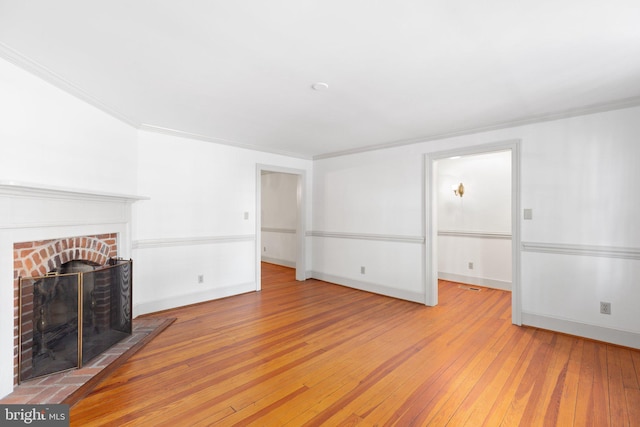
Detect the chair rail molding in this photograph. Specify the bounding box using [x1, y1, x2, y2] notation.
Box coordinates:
[521, 242, 640, 260]
[308, 231, 425, 244]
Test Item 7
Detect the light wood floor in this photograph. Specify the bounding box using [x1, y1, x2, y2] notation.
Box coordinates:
[70, 263, 640, 426]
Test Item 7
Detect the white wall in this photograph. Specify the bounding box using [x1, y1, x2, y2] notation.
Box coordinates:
[261, 172, 298, 267]
[132, 131, 312, 315]
[437, 151, 512, 290]
[312, 152, 425, 302]
[0, 57, 138, 398]
[0, 56, 313, 397]
[0, 58, 138, 194]
[312, 105, 640, 348]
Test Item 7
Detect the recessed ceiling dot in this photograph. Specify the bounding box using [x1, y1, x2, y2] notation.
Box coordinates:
[311, 82, 329, 91]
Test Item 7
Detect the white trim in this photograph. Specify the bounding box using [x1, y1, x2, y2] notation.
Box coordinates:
[438, 272, 511, 291]
[309, 231, 424, 244]
[309, 271, 424, 304]
[261, 257, 296, 268]
[139, 124, 311, 160]
[439, 230, 511, 240]
[133, 281, 256, 316]
[313, 98, 640, 160]
[0, 219, 129, 231]
[0, 42, 139, 127]
[5, 41, 640, 163]
[425, 139, 522, 324]
[256, 165, 307, 286]
[522, 312, 640, 350]
[133, 235, 254, 249]
[262, 227, 296, 234]
[0, 180, 148, 203]
[0, 43, 312, 160]
[522, 242, 640, 260]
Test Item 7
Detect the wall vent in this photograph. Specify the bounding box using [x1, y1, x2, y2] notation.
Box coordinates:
[458, 285, 482, 292]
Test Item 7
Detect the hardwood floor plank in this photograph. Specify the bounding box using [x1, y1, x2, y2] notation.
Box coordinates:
[555, 337, 583, 427]
[626, 388, 640, 427]
[337, 292, 512, 425]
[484, 329, 555, 426]
[608, 345, 631, 426]
[537, 335, 573, 426]
[68, 264, 640, 426]
[574, 340, 611, 427]
[631, 350, 640, 389]
[433, 323, 532, 426]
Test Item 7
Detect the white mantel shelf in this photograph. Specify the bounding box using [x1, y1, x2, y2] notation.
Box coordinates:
[0, 180, 149, 203]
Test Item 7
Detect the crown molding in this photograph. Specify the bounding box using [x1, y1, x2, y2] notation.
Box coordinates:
[313, 97, 640, 160]
[4, 41, 640, 162]
[138, 124, 312, 160]
[0, 42, 312, 159]
[0, 42, 140, 127]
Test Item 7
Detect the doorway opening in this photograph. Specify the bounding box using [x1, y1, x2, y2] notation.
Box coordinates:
[256, 165, 306, 291]
[425, 140, 521, 325]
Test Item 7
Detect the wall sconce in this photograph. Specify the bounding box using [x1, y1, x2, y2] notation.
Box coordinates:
[452, 183, 464, 197]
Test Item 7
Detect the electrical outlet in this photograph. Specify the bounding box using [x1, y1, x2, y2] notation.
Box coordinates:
[263, 246, 267, 252]
[468, 262, 474, 270]
[600, 302, 611, 315]
[361, 266, 365, 274]
[198, 275, 204, 284]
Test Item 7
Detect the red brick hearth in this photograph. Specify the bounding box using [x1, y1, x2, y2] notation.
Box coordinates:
[0, 317, 175, 406]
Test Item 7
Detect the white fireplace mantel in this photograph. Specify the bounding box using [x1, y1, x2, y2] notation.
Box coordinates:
[0, 180, 147, 398]
[0, 180, 149, 203]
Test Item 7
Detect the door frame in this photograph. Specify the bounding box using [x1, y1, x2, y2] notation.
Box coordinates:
[256, 164, 307, 290]
[424, 139, 521, 325]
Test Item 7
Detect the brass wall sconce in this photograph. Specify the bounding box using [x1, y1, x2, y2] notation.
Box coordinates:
[452, 183, 464, 197]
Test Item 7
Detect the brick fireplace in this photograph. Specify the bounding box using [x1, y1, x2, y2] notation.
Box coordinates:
[0, 181, 145, 398]
[13, 234, 118, 384]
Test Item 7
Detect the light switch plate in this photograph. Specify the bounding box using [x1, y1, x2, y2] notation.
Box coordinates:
[523, 208, 533, 220]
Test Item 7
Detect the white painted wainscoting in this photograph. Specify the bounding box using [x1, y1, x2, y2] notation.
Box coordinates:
[309, 231, 426, 303]
[522, 241, 640, 349]
[261, 227, 296, 268]
[438, 230, 512, 291]
[132, 235, 256, 315]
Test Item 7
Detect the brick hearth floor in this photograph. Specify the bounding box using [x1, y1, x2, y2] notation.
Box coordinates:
[0, 317, 174, 406]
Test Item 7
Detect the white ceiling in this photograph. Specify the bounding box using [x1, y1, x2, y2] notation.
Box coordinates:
[1, 1, 639, 159]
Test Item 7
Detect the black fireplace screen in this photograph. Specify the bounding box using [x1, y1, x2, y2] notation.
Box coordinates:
[18, 259, 132, 382]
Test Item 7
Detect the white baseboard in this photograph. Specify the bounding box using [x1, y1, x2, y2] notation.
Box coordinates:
[134, 282, 255, 316]
[438, 272, 511, 291]
[261, 257, 296, 268]
[522, 311, 640, 350]
[309, 271, 424, 304]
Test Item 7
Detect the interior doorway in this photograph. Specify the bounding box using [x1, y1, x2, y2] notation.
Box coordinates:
[255, 165, 306, 291]
[425, 140, 521, 325]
